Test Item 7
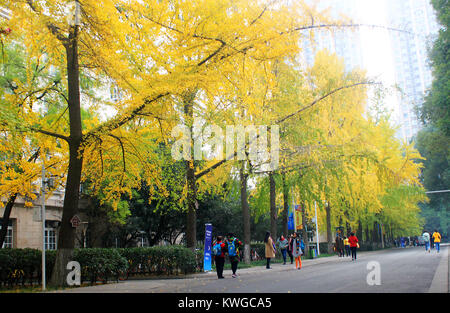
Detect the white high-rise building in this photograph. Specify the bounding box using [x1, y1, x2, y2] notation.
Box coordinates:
[385, 0, 439, 141]
[300, 0, 439, 142]
[300, 0, 365, 73]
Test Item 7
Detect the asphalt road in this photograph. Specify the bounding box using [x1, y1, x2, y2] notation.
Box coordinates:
[168, 245, 447, 293]
[57, 244, 448, 293]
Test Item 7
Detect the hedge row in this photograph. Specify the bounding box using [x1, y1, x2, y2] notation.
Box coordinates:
[117, 246, 199, 277]
[0, 249, 56, 287]
[76, 248, 128, 284]
[0, 246, 201, 288]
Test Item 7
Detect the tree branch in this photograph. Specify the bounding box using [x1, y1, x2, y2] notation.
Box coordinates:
[28, 127, 70, 142]
[26, 0, 68, 44]
[82, 93, 168, 145]
[276, 81, 380, 124]
[195, 81, 379, 179]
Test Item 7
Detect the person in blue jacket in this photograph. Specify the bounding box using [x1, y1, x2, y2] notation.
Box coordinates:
[277, 235, 289, 265]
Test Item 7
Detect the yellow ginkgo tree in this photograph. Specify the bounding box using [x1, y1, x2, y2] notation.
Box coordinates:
[0, 0, 357, 286]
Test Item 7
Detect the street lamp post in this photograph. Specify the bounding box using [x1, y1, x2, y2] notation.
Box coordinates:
[41, 159, 46, 291]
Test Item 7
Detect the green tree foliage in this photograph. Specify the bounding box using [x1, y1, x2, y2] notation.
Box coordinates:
[418, 0, 450, 135]
[415, 0, 449, 240]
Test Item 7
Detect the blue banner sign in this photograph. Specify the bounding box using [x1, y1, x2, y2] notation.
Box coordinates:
[203, 223, 213, 272]
[288, 211, 295, 230]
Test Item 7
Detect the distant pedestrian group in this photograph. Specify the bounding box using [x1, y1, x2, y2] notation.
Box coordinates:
[271, 231, 305, 270]
[422, 229, 441, 254]
[210, 226, 447, 280]
[334, 232, 358, 260]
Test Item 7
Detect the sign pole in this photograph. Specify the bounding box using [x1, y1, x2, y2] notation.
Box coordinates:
[314, 201, 320, 256]
[203, 223, 213, 272]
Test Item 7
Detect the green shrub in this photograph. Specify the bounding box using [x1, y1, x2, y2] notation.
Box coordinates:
[0, 248, 48, 286]
[74, 248, 128, 284]
[0, 245, 198, 288]
[117, 245, 198, 276]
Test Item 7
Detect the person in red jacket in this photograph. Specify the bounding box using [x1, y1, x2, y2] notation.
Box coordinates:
[348, 232, 359, 261]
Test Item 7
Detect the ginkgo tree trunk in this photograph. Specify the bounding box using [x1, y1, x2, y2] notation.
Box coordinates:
[49, 20, 83, 287]
[240, 160, 251, 264]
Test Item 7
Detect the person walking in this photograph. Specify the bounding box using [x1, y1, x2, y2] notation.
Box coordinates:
[348, 232, 359, 261]
[432, 230, 441, 253]
[292, 232, 304, 270]
[277, 235, 289, 265]
[212, 236, 226, 279]
[264, 231, 276, 269]
[422, 230, 431, 253]
[343, 236, 350, 257]
[335, 235, 344, 257]
[226, 233, 242, 278]
[287, 234, 294, 264]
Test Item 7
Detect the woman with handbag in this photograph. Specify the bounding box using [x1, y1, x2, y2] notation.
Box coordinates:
[348, 232, 359, 261]
[264, 231, 276, 269]
[292, 232, 304, 269]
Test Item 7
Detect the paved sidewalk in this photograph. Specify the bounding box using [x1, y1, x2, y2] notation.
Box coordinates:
[428, 244, 449, 293]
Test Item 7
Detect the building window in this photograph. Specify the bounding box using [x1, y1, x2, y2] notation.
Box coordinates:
[0, 219, 13, 248]
[45, 221, 58, 250]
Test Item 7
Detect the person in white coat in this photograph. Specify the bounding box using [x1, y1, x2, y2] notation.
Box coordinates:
[422, 230, 431, 253]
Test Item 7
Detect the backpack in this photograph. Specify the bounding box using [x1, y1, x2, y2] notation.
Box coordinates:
[212, 242, 222, 256]
[227, 239, 237, 257]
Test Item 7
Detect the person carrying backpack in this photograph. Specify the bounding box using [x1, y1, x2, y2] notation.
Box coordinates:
[226, 233, 242, 278]
[212, 236, 226, 279]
